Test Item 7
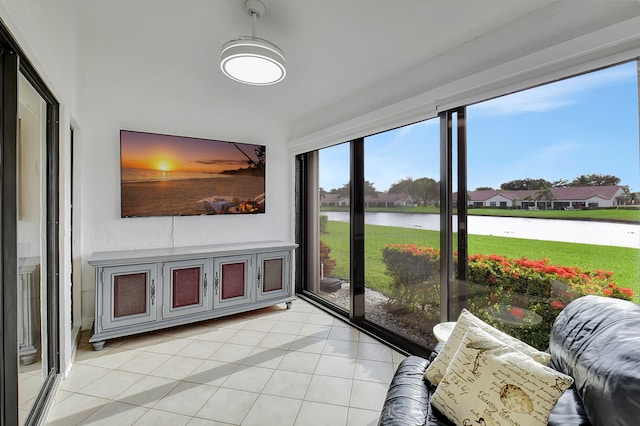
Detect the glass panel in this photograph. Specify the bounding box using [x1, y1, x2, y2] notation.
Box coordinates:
[363, 119, 441, 348]
[172, 267, 200, 308]
[114, 273, 147, 317]
[466, 62, 640, 349]
[222, 263, 245, 299]
[17, 75, 47, 420]
[263, 258, 283, 292]
[316, 144, 351, 310]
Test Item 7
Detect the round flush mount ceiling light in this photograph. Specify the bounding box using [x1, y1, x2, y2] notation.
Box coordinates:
[220, 0, 286, 85]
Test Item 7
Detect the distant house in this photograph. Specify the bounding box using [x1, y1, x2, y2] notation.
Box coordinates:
[320, 192, 412, 208]
[364, 192, 412, 208]
[455, 185, 626, 209]
[320, 193, 349, 207]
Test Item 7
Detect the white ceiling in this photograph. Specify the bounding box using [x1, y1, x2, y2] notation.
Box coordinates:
[77, 0, 640, 140]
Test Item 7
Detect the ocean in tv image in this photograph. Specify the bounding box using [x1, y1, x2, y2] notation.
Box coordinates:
[120, 130, 265, 217]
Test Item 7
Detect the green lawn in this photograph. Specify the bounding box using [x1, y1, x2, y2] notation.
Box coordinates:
[321, 221, 640, 300]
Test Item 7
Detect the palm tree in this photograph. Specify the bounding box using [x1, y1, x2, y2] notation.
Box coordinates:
[535, 187, 555, 210]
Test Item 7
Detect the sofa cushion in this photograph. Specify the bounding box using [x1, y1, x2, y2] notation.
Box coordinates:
[549, 295, 640, 426]
[424, 309, 551, 384]
[431, 324, 573, 426]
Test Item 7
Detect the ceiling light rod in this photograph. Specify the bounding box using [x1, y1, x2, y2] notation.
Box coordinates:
[220, 0, 286, 86]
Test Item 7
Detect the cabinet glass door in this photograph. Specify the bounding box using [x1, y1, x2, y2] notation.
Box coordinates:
[214, 255, 252, 308]
[102, 264, 158, 330]
[163, 259, 212, 318]
[256, 251, 290, 301]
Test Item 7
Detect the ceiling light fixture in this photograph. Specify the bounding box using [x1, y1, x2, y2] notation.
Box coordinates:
[220, 0, 286, 85]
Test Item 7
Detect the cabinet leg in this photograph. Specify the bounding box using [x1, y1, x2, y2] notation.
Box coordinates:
[92, 341, 106, 351]
[286, 302, 292, 310]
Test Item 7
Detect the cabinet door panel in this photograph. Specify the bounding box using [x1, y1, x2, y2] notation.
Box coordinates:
[101, 264, 159, 330]
[256, 251, 290, 301]
[214, 255, 252, 308]
[114, 273, 148, 317]
[163, 259, 212, 319]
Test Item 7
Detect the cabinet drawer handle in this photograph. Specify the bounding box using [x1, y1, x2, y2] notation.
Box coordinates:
[214, 272, 219, 295]
[257, 267, 261, 288]
[151, 279, 156, 305]
[203, 273, 208, 297]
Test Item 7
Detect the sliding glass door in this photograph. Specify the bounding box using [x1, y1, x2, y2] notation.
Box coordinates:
[0, 24, 60, 425]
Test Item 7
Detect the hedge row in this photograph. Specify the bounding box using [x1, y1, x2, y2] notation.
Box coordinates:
[381, 243, 634, 349]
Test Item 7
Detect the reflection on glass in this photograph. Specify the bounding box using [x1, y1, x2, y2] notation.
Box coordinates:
[465, 62, 640, 349]
[17, 75, 47, 422]
[315, 144, 351, 310]
[363, 119, 441, 348]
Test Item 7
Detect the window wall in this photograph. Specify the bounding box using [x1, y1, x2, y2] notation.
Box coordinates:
[296, 60, 640, 355]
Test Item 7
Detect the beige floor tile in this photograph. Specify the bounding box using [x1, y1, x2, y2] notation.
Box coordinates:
[278, 351, 320, 374]
[148, 355, 204, 380]
[176, 339, 222, 359]
[132, 408, 191, 425]
[298, 323, 331, 339]
[322, 339, 359, 358]
[81, 347, 141, 370]
[269, 320, 304, 335]
[78, 400, 147, 425]
[220, 365, 274, 393]
[194, 327, 238, 343]
[304, 375, 353, 406]
[347, 407, 381, 426]
[279, 311, 312, 323]
[257, 332, 296, 350]
[116, 375, 179, 408]
[287, 301, 315, 313]
[78, 370, 144, 399]
[47, 393, 108, 426]
[153, 381, 217, 416]
[294, 401, 348, 426]
[208, 342, 254, 363]
[185, 360, 240, 386]
[241, 318, 278, 332]
[357, 342, 393, 362]
[353, 359, 395, 383]
[228, 329, 268, 346]
[118, 351, 172, 375]
[288, 336, 326, 354]
[306, 313, 335, 325]
[349, 380, 389, 411]
[195, 387, 259, 424]
[242, 394, 302, 426]
[315, 355, 356, 379]
[241, 346, 287, 368]
[392, 350, 407, 364]
[262, 370, 312, 399]
[328, 325, 361, 342]
[118, 332, 168, 350]
[60, 364, 111, 392]
[187, 418, 235, 426]
[144, 337, 194, 355]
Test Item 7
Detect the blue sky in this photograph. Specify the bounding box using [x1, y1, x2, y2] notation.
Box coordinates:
[320, 61, 639, 193]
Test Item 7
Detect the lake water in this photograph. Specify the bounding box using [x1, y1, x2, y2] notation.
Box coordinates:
[323, 212, 640, 249]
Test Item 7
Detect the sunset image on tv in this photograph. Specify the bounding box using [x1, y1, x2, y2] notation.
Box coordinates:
[120, 130, 265, 217]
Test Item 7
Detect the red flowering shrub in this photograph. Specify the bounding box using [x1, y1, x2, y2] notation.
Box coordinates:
[319, 240, 336, 277]
[382, 244, 635, 349]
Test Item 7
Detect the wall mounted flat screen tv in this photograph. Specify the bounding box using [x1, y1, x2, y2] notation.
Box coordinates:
[120, 130, 265, 217]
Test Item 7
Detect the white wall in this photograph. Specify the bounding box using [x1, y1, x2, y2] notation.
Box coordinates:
[76, 4, 294, 329]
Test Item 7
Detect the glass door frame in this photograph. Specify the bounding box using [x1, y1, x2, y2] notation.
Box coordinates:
[0, 22, 60, 426]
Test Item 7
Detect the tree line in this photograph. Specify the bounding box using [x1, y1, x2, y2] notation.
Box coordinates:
[322, 174, 638, 206]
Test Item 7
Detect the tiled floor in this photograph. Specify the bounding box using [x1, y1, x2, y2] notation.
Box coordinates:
[47, 299, 406, 425]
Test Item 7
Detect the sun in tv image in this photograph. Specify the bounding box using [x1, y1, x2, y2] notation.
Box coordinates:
[120, 130, 265, 217]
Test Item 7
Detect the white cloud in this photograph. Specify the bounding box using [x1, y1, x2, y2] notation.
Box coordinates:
[472, 63, 635, 116]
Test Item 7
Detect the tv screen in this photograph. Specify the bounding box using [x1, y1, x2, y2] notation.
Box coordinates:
[120, 130, 265, 217]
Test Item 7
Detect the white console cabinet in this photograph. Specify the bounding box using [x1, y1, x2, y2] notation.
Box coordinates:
[88, 241, 297, 350]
